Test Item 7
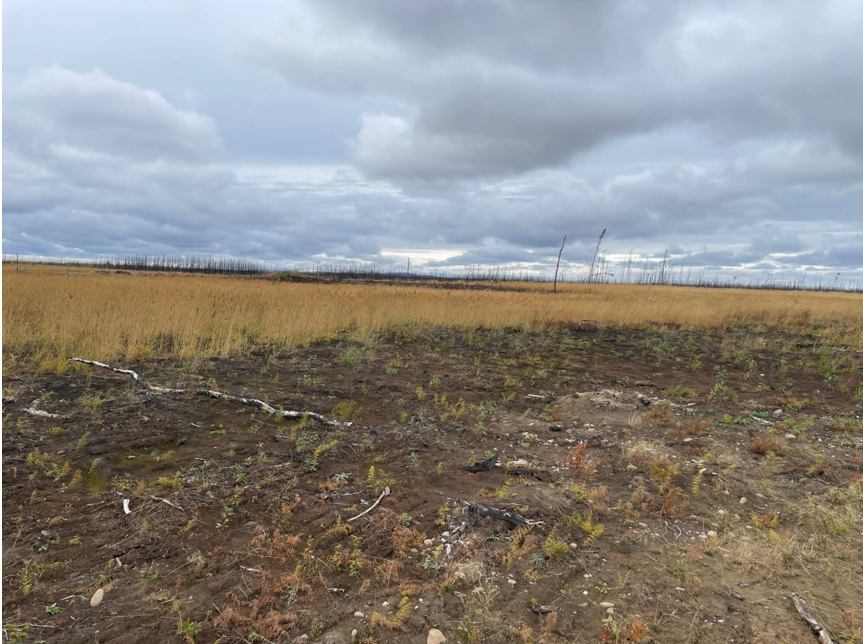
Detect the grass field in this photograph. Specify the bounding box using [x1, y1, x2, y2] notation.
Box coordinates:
[4, 266, 863, 370]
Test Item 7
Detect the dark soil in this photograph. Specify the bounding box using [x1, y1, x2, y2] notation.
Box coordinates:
[3, 323, 863, 643]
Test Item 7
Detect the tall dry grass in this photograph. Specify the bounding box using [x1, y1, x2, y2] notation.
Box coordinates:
[4, 268, 863, 368]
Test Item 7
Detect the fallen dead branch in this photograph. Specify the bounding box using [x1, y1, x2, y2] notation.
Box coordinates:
[149, 495, 185, 511]
[465, 454, 498, 473]
[792, 594, 834, 644]
[21, 400, 63, 419]
[69, 358, 347, 426]
[461, 502, 544, 528]
[347, 486, 391, 522]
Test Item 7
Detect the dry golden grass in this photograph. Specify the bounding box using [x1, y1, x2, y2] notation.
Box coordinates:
[4, 266, 863, 368]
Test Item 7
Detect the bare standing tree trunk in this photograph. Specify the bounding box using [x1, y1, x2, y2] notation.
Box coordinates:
[553, 235, 566, 293]
[588, 228, 607, 283]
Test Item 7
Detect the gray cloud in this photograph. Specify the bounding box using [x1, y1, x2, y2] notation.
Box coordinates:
[3, 3, 863, 283]
[9, 67, 223, 163]
[254, 0, 863, 180]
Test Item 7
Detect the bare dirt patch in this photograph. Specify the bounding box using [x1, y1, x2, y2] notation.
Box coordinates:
[4, 324, 863, 643]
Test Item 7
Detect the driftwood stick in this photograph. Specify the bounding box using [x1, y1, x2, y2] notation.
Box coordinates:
[69, 358, 346, 426]
[792, 593, 834, 644]
[347, 487, 391, 522]
[21, 400, 63, 419]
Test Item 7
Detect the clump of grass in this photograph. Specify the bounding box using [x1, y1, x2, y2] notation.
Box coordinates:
[81, 392, 106, 412]
[749, 431, 786, 455]
[644, 401, 674, 425]
[834, 418, 863, 433]
[331, 401, 358, 421]
[663, 385, 698, 400]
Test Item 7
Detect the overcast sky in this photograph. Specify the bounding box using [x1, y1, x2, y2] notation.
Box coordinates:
[3, 0, 863, 283]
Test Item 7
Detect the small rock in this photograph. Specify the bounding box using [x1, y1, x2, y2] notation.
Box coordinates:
[607, 607, 615, 615]
[785, 433, 796, 440]
[351, 629, 358, 641]
[508, 459, 529, 469]
[424, 539, 434, 547]
[599, 601, 615, 608]
[739, 497, 747, 504]
[353, 611, 365, 618]
[707, 530, 717, 538]
[683, 437, 692, 443]
[90, 588, 104, 607]
[625, 464, 638, 472]
[410, 548, 419, 554]
[382, 601, 389, 607]
[441, 532, 450, 538]
[427, 628, 447, 644]
[507, 579, 516, 586]
[519, 442, 531, 449]
[569, 542, 578, 549]
[773, 409, 783, 418]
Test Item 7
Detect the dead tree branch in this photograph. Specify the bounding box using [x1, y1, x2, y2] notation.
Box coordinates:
[347, 486, 391, 522]
[69, 358, 347, 426]
[149, 495, 185, 511]
[21, 400, 63, 419]
[792, 594, 834, 644]
[553, 235, 566, 293]
[460, 502, 544, 527]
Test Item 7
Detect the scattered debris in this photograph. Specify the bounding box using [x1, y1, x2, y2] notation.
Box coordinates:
[122, 499, 131, 515]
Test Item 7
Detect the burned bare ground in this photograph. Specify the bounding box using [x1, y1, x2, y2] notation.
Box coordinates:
[3, 322, 863, 643]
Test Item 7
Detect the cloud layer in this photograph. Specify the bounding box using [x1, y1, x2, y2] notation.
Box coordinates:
[3, 1, 862, 282]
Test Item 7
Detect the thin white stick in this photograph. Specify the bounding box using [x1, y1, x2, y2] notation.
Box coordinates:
[149, 495, 184, 511]
[347, 486, 391, 522]
[69, 358, 348, 426]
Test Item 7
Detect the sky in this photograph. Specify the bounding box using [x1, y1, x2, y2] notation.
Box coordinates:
[3, 0, 863, 283]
